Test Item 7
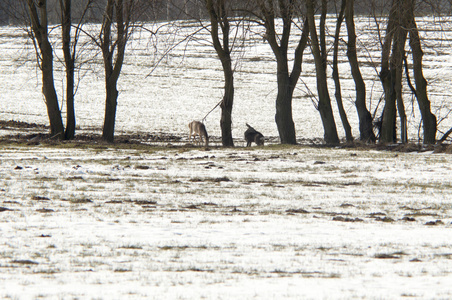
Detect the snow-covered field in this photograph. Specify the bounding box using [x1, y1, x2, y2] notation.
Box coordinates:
[1, 16, 452, 299]
[0, 144, 451, 299]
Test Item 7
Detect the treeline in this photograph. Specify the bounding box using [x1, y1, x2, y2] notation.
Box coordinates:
[2, 0, 452, 24]
[1, 0, 452, 145]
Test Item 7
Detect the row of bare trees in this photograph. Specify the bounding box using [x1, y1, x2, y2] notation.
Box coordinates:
[378, 0, 437, 144]
[21, 0, 147, 142]
[207, 0, 444, 146]
[4, 0, 451, 145]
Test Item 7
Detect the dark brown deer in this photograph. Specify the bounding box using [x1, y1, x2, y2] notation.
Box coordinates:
[245, 123, 264, 147]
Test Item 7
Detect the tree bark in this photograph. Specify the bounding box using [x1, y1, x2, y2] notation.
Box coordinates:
[273, 8, 310, 145]
[275, 70, 296, 144]
[379, 0, 398, 143]
[393, 6, 409, 144]
[406, 2, 437, 144]
[206, 0, 234, 147]
[379, 0, 436, 144]
[101, 0, 129, 143]
[26, 0, 64, 139]
[395, 47, 407, 144]
[332, 0, 353, 142]
[257, 0, 304, 145]
[345, 0, 375, 143]
[220, 67, 234, 147]
[306, 0, 339, 145]
[103, 77, 119, 143]
[60, 0, 76, 140]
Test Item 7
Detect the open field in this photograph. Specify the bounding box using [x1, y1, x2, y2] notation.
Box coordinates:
[1, 141, 452, 299]
[1, 16, 452, 299]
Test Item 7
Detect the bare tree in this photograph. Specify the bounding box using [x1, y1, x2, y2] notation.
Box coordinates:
[59, 0, 93, 140]
[306, 0, 340, 144]
[25, 0, 65, 139]
[378, 0, 437, 144]
[94, 0, 163, 143]
[60, 0, 75, 140]
[204, 0, 235, 147]
[332, 0, 353, 142]
[406, 0, 437, 144]
[253, 0, 309, 144]
[379, 0, 401, 143]
[15, 0, 93, 140]
[345, 0, 376, 142]
[96, 0, 137, 143]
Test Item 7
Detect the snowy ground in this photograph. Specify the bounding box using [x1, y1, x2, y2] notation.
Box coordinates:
[1, 16, 452, 299]
[0, 143, 451, 299]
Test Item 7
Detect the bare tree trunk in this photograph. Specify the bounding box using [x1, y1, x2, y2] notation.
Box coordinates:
[345, 0, 375, 143]
[101, 0, 129, 143]
[319, 0, 327, 71]
[381, 0, 421, 144]
[306, 0, 339, 145]
[332, 0, 353, 142]
[275, 14, 309, 145]
[220, 67, 234, 147]
[394, 4, 409, 144]
[184, 0, 189, 17]
[395, 51, 407, 144]
[379, 1, 398, 143]
[406, 1, 437, 144]
[167, 1, 170, 20]
[274, 3, 296, 145]
[206, 0, 234, 147]
[256, 0, 305, 145]
[379, 0, 436, 144]
[60, 0, 75, 140]
[382, 24, 406, 144]
[101, 0, 115, 143]
[26, 0, 64, 139]
[275, 70, 297, 144]
[103, 77, 119, 142]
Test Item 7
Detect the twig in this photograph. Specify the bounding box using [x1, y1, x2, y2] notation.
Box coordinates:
[202, 98, 223, 123]
[297, 78, 319, 110]
[438, 127, 452, 144]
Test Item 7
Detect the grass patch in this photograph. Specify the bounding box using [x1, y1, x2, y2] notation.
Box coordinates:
[118, 245, 143, 250]
[114, 268, 132, 273]
[68, 198, 93, 204]
[11, 259, 39, 265]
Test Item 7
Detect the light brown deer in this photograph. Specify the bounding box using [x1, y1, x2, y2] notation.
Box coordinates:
[188, 121, 209, 147]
